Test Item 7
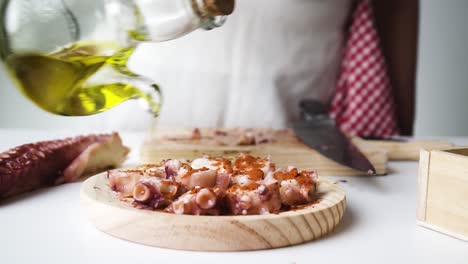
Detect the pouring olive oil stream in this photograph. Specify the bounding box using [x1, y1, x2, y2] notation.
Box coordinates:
[0, 0, 234, 116]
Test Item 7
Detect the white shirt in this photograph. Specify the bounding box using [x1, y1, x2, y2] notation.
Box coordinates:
[126, 0, 351, 129]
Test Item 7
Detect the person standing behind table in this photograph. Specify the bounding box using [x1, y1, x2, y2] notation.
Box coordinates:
[116, 0, 417, 136]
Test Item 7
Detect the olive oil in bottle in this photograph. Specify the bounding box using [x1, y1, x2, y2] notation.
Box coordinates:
[1, 0, 234, 116]
[5, 43, 161, 116]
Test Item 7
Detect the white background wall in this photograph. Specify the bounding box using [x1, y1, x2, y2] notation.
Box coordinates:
[414, 0, 468, 136]
[1, 0, 468, 136]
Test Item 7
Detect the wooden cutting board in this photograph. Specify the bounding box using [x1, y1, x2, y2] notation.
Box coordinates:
[351, 137, 453, 161]
[81, 172, 346, 251]
[140, 128, 453, 176]
[140, 128, 386, 176]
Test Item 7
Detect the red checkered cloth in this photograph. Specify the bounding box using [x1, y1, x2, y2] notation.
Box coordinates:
[329, 0, 400, 138]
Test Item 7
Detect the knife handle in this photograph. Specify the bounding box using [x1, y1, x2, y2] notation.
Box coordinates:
[299, 100, 332, 124]
[300, 100, 327, 115]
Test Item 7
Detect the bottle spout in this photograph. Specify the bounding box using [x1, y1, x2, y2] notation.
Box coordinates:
[193, 0, 235, 30]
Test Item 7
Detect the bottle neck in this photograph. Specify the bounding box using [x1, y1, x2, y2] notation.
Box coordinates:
[129, 0, 234, 43]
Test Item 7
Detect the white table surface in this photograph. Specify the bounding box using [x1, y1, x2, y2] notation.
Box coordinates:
[0, 129, 467, 264]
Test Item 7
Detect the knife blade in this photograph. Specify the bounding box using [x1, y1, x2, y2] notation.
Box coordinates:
[293, 100, 376, 175]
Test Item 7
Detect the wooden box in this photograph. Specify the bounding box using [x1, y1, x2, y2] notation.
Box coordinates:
[417, 148, 468, 241]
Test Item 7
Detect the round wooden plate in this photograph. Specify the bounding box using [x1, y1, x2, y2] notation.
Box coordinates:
[80, 172, 346, 251]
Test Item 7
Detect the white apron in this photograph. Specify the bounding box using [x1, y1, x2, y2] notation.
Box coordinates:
[62, 0, 351, 130]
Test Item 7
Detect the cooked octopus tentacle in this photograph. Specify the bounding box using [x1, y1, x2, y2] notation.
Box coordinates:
[225, 182, 282, 215]
[108, 154, 319, 215]
[164, 159, 181, 178]
[215, 172, 231, 190]
[189, 169, 218, 189]
[273, 168, 318, 206]
[133, 183, 154, 203]
[167, 188, 224, 215]
[0, 133, 129, 200]
[108, 170, 141, 198]
[195, 188, 217, 209]
[176, 157, 234, 190]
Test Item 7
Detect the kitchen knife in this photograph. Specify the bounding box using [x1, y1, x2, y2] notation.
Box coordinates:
[293, 99, 376, 175]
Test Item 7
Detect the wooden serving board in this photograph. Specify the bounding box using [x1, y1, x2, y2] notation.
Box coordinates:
[140, 128, 388, 176]
[81, 172, 346, 251]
